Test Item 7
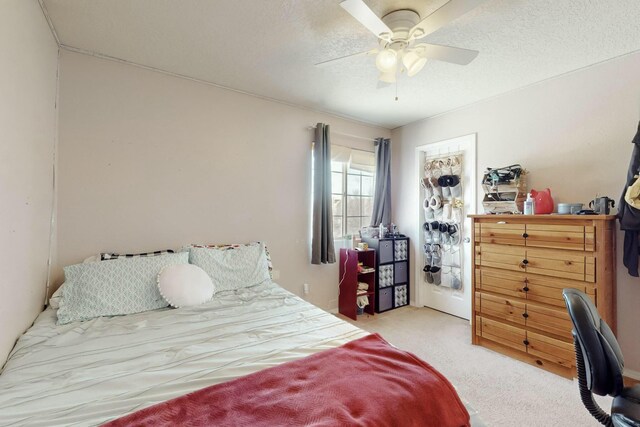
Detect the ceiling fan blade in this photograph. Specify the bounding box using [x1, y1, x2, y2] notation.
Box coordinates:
[315, 48, 378, 67]
[418, 43, 479, 65]
[411, 0, 486, 40]
[340, 0, 392, 41]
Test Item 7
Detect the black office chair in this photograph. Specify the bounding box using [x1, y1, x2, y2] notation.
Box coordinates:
[562, 288, 640, 427]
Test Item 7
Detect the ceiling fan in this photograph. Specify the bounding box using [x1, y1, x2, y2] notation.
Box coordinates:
[318, 0, 486, 83]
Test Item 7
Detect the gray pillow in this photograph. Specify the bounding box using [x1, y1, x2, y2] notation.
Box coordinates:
[189, 243, 271, 293]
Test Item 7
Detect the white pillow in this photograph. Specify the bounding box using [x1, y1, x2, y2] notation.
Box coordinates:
[49, 284, 64, 309]
[157, 264, 214, 308]
[83, 255, 100, 263]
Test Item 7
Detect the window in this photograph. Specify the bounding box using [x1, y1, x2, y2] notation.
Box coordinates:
[331, 158, 375, 239]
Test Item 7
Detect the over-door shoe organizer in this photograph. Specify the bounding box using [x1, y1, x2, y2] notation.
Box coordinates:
[422, 154, 464, 291]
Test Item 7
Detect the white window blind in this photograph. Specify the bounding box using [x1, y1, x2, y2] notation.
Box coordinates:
[330, 145, 376, 239]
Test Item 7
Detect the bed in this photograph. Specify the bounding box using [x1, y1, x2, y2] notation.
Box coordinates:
[0, 248, 482, 426]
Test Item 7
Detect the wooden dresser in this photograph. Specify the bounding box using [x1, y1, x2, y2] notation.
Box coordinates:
[470, 214, 616, 378]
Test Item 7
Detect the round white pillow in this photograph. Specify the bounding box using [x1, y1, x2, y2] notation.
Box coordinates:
[157, 264, 214, 308]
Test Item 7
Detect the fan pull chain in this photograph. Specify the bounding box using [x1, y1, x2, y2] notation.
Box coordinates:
[395, 78, 399, 101]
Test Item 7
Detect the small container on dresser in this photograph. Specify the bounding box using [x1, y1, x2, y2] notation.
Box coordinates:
[361, 236, 410, 313]
[469, 214, 616, 378]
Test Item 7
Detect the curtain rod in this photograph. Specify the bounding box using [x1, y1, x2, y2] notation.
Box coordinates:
[307, 125, 378, 142]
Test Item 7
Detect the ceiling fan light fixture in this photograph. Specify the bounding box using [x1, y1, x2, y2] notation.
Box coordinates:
[375, 48, 397, 73]
[403, 51, 427, 77]
[378, 70, 396, 83]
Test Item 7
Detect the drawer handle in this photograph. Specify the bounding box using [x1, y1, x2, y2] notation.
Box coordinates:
[522, 233, 529, 238]
[523, 339, 530, 346]
[522, 259, 529, 265]
[522, 313, 529, 318]
[497, 221, 507, 224]
[523, 286, 530, 292]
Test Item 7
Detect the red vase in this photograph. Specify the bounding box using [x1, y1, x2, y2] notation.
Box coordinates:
[531, 188, 554, 214]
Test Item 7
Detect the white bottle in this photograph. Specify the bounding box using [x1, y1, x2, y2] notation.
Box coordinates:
[524, 193, 535, 215]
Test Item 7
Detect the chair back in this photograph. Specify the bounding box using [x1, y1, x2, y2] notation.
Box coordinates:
[562, 288, 624, 397]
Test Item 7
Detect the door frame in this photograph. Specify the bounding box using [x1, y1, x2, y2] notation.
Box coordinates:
[413, 133, 477, 319]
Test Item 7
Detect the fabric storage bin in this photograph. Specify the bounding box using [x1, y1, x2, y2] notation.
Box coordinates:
[378, 288, 393, 312]
[395, 285, 408, 307]
[379, 240, 394, 264]
[379, 264, 394, 288]
[394, 239, 408, 261]
[394, 261, 408, 284]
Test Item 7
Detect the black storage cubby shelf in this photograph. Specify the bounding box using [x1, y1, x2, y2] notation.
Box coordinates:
[361, 237, 410, 313]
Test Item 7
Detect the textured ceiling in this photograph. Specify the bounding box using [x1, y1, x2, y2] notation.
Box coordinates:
[42, 0, 640, 128]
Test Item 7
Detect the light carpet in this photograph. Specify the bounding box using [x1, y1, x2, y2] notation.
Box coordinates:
[339, 306, 612, 427]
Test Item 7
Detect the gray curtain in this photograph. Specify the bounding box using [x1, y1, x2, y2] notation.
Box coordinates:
[371, 138, 391, 226]
[311, 123, 336, 264]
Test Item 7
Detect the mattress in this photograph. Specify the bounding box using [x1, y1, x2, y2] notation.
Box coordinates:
[0, 282, 482, 426]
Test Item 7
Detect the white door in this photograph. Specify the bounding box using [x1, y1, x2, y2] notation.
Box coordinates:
[415, 134, 476, 320]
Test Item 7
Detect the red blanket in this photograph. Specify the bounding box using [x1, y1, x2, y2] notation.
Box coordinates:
[105, 334, 470, 427]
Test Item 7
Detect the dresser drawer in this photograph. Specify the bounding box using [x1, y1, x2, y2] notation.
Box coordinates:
[477, 222, 596, 251]
[476, 268, 527, 299]
[479, 222, 526, 246]
[476, 292, 525, 325]
[479, 317, 527, 352]
[477, 266, 594, 307]
[526, 330, 574, 369]
[525, 274, 592, 308]
[478, 316, 574, 369]
[525, 303, 573, 340]
[526, 247, 595, 282]
[524, 224, 586, 251]
[477, 244, 526, 272]
[525, 224, 595, 252]
[478, 244, 595, 283]
[477, 290, 574, 340]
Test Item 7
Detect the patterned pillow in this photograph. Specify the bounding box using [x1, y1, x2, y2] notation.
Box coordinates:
[190, 242, 273, 278]
[101, 249, 175, 261]
[57, 252, 189, 325]
[189, 243, 271, 293]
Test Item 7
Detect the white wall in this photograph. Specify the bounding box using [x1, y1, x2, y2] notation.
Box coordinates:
[392, 50, 640, 372]
[0, 0, 58, 366]
[55, 50, 390, 311]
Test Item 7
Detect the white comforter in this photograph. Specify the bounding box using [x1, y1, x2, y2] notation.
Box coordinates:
[0, 282, 367, 426]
